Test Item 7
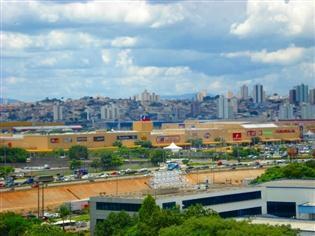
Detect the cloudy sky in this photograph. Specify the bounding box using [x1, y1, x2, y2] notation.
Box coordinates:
[1, 0, 314, 101]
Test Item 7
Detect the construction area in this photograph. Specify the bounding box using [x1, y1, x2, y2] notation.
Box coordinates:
[0, 168, 265, 213]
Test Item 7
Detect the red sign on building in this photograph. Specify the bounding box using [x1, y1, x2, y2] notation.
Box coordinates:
[232, 132, 242, 141]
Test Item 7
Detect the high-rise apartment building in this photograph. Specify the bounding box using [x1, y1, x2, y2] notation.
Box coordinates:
[279, 103, 294, 120]
[295, 84, 309, 103]
[240, 85, 249, 99]
[134, 90, 160, 102]
[217, 95, 231, 119]
[229, 97, 238, 113]
[196, 90, 207, 102]
[309, 88, 315, 105]
[53, 104, 63, 121]
[289, 89, 297, 104]
[300, 103, 315, 119]
[101, 104, 120, 120]
[253, 84, 264, 104]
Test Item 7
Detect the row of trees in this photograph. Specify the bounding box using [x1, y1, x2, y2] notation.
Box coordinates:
[0, 212, 79, 236]
[95, 195, 297, 236]
[251, 160, 315, 184]
[0, 146, 28, 163]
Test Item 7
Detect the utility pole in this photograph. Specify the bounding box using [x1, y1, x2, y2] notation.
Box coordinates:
[41, 183, 44, 217]
[37, 183, 40, 218]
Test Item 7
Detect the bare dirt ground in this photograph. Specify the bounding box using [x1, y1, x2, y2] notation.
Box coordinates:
[0, 168, 265, 213]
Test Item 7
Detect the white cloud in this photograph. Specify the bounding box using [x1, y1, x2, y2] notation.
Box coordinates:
[4, 77, 26, 85]
[0, 31, 32, 49]
[230, 0, 315, 37]
[3, 0, 184, 28]
[222, 45, 307, 65]
[111, 37, 138, 47]
[101, 50, 111, 64]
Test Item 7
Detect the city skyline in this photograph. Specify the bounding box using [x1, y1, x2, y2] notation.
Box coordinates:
[1, 0, 314, 101]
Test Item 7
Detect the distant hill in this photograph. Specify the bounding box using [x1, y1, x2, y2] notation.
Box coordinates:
[0, 98, 20, 104]
[161, 93, 197, 100]
[161, 93, 215, 100]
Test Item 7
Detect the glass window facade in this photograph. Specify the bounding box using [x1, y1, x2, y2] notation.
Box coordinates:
[219, 207, 262, 218]
[267, 201, 296, 218]
[162, 202, 176, 209]
[182, 191, 261, 209]
[96, 202, 141, 212]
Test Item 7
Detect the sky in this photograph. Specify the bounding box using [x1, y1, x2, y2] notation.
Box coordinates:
[1, 0, 315, 101]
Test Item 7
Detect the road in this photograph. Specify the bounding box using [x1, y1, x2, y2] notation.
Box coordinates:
[0, 168, 265, 213]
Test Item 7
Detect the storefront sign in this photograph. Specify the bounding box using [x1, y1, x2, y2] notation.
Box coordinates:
[117, 135, 138, 140]
[50, 138, 59, 143]
[77, 137, 87, 142]
[275, 129, 295, 134]
[247, 130, 262, 137]
[232, 133, 242, 141]
[93, 136, 105, 142]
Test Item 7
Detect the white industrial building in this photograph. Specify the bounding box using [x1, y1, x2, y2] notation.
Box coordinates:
[89, 179, 315, 234]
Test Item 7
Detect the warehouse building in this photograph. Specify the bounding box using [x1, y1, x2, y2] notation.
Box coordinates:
[89, 179, 315, 234]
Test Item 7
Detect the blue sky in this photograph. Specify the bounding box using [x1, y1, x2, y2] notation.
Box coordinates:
[1, 0, 314, 101]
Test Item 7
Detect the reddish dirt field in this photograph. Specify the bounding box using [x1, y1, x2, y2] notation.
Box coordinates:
[0, 168, 265, 213]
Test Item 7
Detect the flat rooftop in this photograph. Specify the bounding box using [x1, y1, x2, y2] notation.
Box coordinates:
[92, 184, 260, 200]
[241, 123, 277, 129]
[260, 179, 315, 188]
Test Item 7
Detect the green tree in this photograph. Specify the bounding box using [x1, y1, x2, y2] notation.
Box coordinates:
[0, 146, 28, 163]
[0, 212, 32, 236]
[90, 158, 101, 170]
[150, 149, 165, 166]
[68, 145, 88, 160]
[183, 204, 218, 218]
[305, 159, 315, 169]
[0, 166, 14, 178]
[113, 140, 123, 148]
[95, 211, 135, 236]
[135, 140, 153, 148]
[251, 136, 261, 145]
[159, 216, 297, 236]
[99, 152, 123, 170]
[69, 159, 82, 170]
[58, 204, 70, 231]
[188, 138, 203, 148]
[24, 224, 69, 236]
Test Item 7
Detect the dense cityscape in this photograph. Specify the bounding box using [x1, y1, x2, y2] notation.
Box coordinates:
[1, 0, 314, 236]
[1, 83, 314, 128]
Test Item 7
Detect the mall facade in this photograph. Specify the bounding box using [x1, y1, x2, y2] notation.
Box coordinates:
[0, 120, 309, 151]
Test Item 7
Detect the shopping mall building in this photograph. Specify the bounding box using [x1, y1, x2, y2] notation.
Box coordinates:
[0, 119, 313, 152]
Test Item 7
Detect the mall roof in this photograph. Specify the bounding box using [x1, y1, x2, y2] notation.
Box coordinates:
[241, 123, 278, 129]
[13, 125, 82, 131]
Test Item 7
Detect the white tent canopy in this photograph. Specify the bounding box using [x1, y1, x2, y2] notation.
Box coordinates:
[163, 142, 183, 152]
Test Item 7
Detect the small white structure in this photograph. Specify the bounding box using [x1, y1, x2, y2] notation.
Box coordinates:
[163, 142, 182, 152]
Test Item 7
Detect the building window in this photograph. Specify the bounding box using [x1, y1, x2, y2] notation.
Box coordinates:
[162, 202, 176, 209]
[267, 201, 296, 218]
[93, 136, 105, 142]
[96, 202, 141, 212]
[77, 137, 87, 142]
[219, 207, 262, 218]
[182, 191, 261, 209]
